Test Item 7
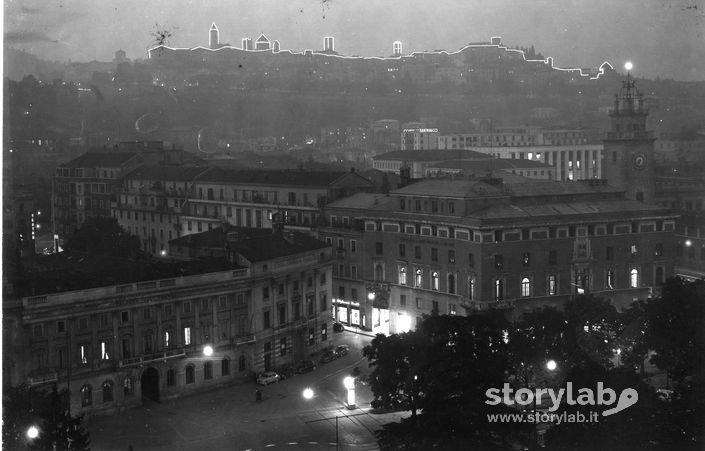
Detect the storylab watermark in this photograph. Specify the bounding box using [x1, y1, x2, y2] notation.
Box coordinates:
[485, 382, 639, 423]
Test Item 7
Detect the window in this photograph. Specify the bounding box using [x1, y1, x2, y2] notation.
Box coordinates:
[630, 269, 639, 288]
[280, 337, 288, 356]
[415, 246, 421, 259]
[239, 355, 246, 371]
[165, 369, 175, 387]
[399, 243, 406, 257]
[521, 277, 531, 297]
[375, 242, 383, 255]
[415, 269, 423, 288]
[33, 324, 42, 337]
[184, 327, 191, 346]
[549, 250, 557, 265]
[469, 277, 476, 300]
[124, 377, 133, 396]
[321, 324, 328, 341]
[185, 365, 195, 384]
[79, 317, 88, 330]
[183, 302, 191, 313]
[431, 272, 440, 290]
[351, 240, 357, 253]
[279, 304, 286, 325]
[400, 294, 407, 306]
[431, 248, 438, 261]
[202, 299, 210, 311]
[399, 266, 407, 285]
[102, 380, 114, 403]
[100, 341, 110, 360]
[143, 308, 151, 320]
[222, 358, 230, 376]
[81, 385, 92, 406]
[263, 287, 269, 300]
[263, 311, 271, 329]
[57, 321, 65, 333]
[606, 246, 614, 260]
[431, 301, 439, 316]
[204, 362, 213, 380]
[338, 286, 345, 298]
[654, 243, 663, 257]
[548, 275, 557, 296]
[607, 270, 615, 289]
[494, 279, 504, 301]
[630, 244, 638, 257]
[164, 331, 171, 349]
[522, 252, 530, 266]
[468, 253, 475, 267]
[375, 264, 384, 281]
[448, 250, 455, 264]
[449, 202, 455, 214]
[79, 345, 88, 364]
[449, 304, 457, 315]
[448, 274, 456, 294]
[337, 238, 344, 250]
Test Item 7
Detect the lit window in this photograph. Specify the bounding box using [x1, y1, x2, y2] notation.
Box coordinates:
[102, 380, 114, 403]
[630, 269, 639, 288]
[494, 279, 504, 301]
[164, 331, 171, 348]
[432, 272, 440, 290]
[101, 341, 110, 360]
[123, 378, 133, 396]
[521, 277, 531, 297]
[399, 266, 407, 285]
[469, 277, 476, 300]
[415, 269, 423, 288]
[81, 385, 92, 406]
[184, 327, 191, 346]
[80, 345, 88, 364]
[548, 275, 557, 295]
[607, 270, 615, 289]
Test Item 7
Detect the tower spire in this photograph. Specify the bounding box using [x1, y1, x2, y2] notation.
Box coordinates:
[209, 22, 219, 49]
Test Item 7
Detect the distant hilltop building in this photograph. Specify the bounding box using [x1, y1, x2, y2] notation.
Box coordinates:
[209, 22, 219, 49]
[241, 37, 252, 51]
[324, 36, 335, 53]
[255, 33, 271, 50]
[393, 41, 402, 57]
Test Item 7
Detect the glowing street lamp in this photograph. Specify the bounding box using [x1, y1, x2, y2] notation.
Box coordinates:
[546, 360, 557, 371]
[203, 345, 213, 357]
[624, 61, 633, 72]
[303, 388, 314, 400]
[367, 292, 375, 301]
[343, 376, 356, 409]
[26, 425, 40, 440]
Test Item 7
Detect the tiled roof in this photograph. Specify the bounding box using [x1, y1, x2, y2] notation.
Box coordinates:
[59, 152, 138, 168]
[430, 159, 550, 170]
[474, 200, 671, 220]
[196, 168, 350, 187]
[392, 179, 504, 197]
[123, 165, 211, 182]
[373, 149, 491, 161]
[170, 226, 329, 262]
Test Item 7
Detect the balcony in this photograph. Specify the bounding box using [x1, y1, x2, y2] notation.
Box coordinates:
[119, 348, 186, 367]
[235, 335, 256, 345]
[27, 369, 59, 386]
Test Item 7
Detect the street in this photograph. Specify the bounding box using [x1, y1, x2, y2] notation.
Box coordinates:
[87, 331, 407, 450]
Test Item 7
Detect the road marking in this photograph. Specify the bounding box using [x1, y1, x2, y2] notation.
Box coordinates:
[308, 441, 318, 444]
[265, 444, 276, 448]
[287, 442, 298, 445]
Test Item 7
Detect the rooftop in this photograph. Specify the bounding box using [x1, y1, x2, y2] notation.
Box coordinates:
[196, 168, 370, 187]
[373, 149, 491, 162]
[123, 165, 211, 182]
[58, 151, 138, 169]
[429, 159, 551, 170]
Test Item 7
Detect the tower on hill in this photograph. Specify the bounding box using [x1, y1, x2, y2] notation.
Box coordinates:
[209, 22, 219, 49]
[393, 41, 402, 56]
[324, 36, 335, 53]
[602, 70, 655, 203]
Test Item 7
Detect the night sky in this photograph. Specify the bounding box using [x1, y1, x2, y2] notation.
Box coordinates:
[4, 0, 705, 81]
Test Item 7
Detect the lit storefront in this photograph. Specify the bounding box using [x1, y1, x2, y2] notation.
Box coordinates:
[332, 298, 361, 327]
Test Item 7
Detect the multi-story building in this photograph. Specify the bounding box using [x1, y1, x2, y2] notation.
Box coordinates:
[53, 152, 142, 239]
[319, 178, 677, 335]
[401, 127, 440, 151]
[372, 149, 491, 179]
[7, 227, 332, 415]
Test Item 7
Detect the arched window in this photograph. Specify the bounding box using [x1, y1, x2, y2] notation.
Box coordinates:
[494, 279, 504, 301]
[102, 380, 114, 403]
[375, 264, 384, 281]
[221, 358, 230, 376]
[399, 267, 407, 285]
[431, 272, 440, 291]
[204, 361, 213, 380]
[185, 364, 195, 384]
[655, 267, 664, 284]
[469, 277, 476, 300]
[123, 377, 133, 396]
[81, 385, 92, 407]
[166, 369, 176, 387]
[238, 355, 246, 372]
[630, 269, 639, 288]
[448, 274, 456, 294]
[164, 330, 171, 349]
[521, 277, 531, 297]
[415, 269, 423, 288]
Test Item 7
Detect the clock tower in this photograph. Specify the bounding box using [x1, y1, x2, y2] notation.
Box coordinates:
[602, 72, 655, 203]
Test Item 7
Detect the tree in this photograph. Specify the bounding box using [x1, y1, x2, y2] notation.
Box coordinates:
[64, 216, 141, 258]
[2, 384, 90, 450]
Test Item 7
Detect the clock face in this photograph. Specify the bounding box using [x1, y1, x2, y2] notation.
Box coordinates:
[633, 152, 647, 170]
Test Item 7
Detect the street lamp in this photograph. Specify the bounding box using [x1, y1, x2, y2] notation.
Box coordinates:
[203, 345, 213, 357]
[303, 388, 314, 400]
[546, 360, 557, 371]
[343, 376, 356, 409]
[367, 292, 375, 301]
[26, 425, 40, 440]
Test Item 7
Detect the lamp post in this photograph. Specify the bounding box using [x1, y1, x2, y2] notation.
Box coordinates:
[202, 345, 214, 357]
[343, 376, 356, 409]
[26, 425, 40, 440]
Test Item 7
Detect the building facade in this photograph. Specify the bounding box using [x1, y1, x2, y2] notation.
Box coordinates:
[319, 178, 677, 335]
[7, 228, 333, 416]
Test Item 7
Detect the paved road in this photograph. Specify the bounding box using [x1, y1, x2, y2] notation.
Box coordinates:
[87, 332, 407, 450]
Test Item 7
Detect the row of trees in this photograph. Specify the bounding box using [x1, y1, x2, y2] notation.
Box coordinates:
[362, 278, 705, 450]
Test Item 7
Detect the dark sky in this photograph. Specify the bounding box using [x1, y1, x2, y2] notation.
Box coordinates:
[4, 0, 705, 81]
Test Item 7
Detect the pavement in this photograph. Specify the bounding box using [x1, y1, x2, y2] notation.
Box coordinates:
[86, 331, 408, 451]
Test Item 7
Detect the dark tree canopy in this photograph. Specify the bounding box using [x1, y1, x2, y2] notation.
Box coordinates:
[64, 216, 141, 257]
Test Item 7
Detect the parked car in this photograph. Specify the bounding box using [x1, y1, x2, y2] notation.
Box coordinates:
[319, 350, 338, 364]
[295, 359, 317, 374]
[256, 371, 281, 385]
[335, 344, 350, 356]
[333, 322, 345, 332]
[276, 364, 295, 380]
